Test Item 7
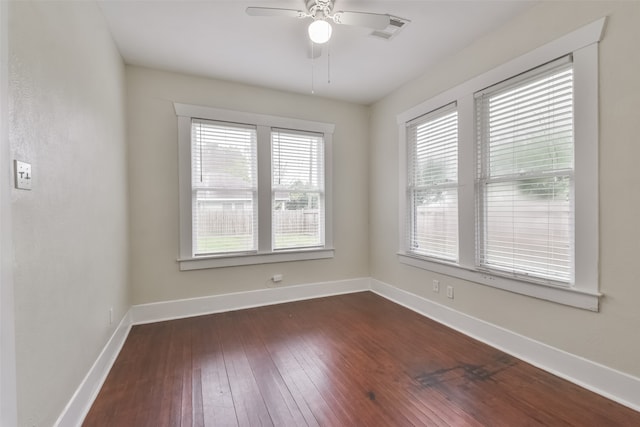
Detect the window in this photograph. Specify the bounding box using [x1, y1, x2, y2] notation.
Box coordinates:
[191, 120, 257, 255]
[406, 104, 459, 262]
[476, 57, 574, 285]
[398, 18, 604, 310]
[272, 129, 325, 250]
[176, 104, 334, 270]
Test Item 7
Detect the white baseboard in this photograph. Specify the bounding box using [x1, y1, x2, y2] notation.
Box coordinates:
[58, 276, 640, 426]
[370, 278, 640, 413]
[54, 310, 133, 427]
[58, 277, 369, 426]
[130, 277, 370, 325]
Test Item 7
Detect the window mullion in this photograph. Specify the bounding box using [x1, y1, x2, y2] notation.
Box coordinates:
[457, 95, 476, 269]
[256, 125, 272, 253]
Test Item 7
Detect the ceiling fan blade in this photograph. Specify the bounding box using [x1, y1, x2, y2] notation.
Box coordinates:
[246, 7, 306, 19]
[332, 11, 390, 30]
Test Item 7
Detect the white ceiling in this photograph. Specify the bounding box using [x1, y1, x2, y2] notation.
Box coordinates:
[97, 0, 535, 105]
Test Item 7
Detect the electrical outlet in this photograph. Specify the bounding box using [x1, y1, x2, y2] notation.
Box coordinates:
[446, 286, 454, 299]
[272, 274, 283, 283]
[432, 280, 440, 293]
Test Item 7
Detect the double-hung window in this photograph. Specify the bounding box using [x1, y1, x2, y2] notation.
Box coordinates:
[406, 104, 459, 262]
[191, 120, 258, 255]
[398, 18, 604, 310]
[476, 57, 574, 285]
[176, 104, 334, 270]
[272, 129, 325, 250]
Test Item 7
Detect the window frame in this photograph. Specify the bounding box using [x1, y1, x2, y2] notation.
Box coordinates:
[406, 103, 460, 263]
[397, 18, 605, 311]
[271, 128, 326, 251]
[176, 103, 334, 270]
[475, 56, 575, 286]
[190, 119, 259, 257]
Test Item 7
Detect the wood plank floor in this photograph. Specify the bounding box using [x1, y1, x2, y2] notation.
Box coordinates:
[84, 292, 640, 426]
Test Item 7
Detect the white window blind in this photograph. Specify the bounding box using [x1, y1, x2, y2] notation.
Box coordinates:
[272, 129, 325, 250]
[407, 104, 459, 261]
[476, 56, 574, 284]
[191, 119, 258, 255]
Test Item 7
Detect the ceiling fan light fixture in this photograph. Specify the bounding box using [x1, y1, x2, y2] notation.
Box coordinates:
[308, 19, 332, 44]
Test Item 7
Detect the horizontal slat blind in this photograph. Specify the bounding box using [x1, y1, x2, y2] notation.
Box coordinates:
[272, 128, 325, 250]
[407, 104, 458, 261]
[476, 56, 574, 283]
[191, 119, 257, 255]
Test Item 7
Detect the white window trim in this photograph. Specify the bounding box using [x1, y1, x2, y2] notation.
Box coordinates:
[175, 103, 335, 270]
[406, 102, 460, 262]
[397, 18, 605, 311]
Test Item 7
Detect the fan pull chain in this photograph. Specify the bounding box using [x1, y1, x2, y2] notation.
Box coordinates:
[198, 122, 203, 182]
[311, 41, 315, 94]
[327, 43, 331, 84]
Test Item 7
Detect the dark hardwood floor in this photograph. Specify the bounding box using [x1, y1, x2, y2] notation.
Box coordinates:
[83, 292, 640, 426]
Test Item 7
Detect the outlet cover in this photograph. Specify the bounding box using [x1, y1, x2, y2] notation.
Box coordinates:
[446, 286, 454, 299]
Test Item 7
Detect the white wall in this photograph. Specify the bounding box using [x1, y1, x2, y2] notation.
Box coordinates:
[7, 1, 640, 424]
[126, 66, 370, 304]
[370, 1, 640, 378]
[9, 2, 129, 425]
[0, 0, 18, 425]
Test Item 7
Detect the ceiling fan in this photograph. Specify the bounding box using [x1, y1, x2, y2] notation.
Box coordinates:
[246, 0, 391, 44]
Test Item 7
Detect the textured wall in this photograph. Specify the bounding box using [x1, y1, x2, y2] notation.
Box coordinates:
[126, 66, 370, 304]
[370, 1, 640, 377]
[9, 2, 129, 425]
[0, 1, 17, 425]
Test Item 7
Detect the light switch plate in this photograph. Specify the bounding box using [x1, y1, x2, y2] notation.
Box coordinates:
[14, 160, 32, 190]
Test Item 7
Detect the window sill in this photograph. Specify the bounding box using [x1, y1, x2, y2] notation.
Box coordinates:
[397, 253, 601, 311]
[178, 248, 335, 271]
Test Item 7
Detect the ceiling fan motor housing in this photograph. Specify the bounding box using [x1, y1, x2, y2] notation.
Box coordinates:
[306, 0, 334, 18]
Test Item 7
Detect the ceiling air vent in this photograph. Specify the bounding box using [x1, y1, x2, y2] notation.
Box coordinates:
[370, 16, 410, 40]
